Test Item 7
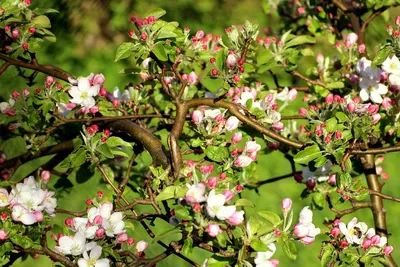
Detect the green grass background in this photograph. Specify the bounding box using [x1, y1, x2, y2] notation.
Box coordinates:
[1, 0, 400, 266]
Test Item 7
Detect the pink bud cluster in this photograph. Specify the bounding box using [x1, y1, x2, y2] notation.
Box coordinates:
[189, 29, 222, 52]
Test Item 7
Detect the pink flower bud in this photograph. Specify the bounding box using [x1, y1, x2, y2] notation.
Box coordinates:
[46, 76, 55, 84]
[226, 53, 238, 68]
[396, 16, 400, 26]
[236, 184, 243, 192]
[269, 259, 280, 267]
[306, 178, 316, 190]
[294, 223, 309, 238]
[367, 104, 379, 114]
[382, 97, 392, 109]
[225, 116, 240, 131]
[273, 121, 284, 131]
[234, 155, 253, 168]
[371, 114, 381, 124]
[89, 106, 99, 114]
[297, 7, 305, 14]
[40, 170, 51, 182]
[220, 190, 232, 202]
[117, 233, 128, 243]
[231, 132, 242, 144]
[206, 224, 222, 237]
[333, 219, 341, 226]
[325, 93, 334, 104]
[22, 88, 30, 96]
[328, 174, 336, 185]
[335, 130, 342, 139]
[347, 102, 356, 113]
[207, 176, 218, 188]
[93, 215, 103, 225]
[136, 240, 148, 252]
[362, 239, 372, 249]
[382, 173, 389, 180]
[11, 29, 19, 39]
[139, 72, 150, 80]
[330, 227, 340, 237]
[340, 240, 348, 248]
[346, 33, 358, 47]
[281, 198, 292, 212]
[370, 235, 380, 245]
[95, 228, 105, 238]
[244, 141, 260, 153]
[274, 230, 281, 237]
[384, 245, 394, 255]
[376, 166, 383, 175]
[196, 30, 204, 39]
[92, 74, 105, 86]
[65, 218, 73, 227]
[228, 211, 244, 226]
[127, 237, 135, 246]
[0, 229, 8, 240]
[191, 110, 203, 123]
[12, 91, 20, 99]
[358, 44, 366, 53]
[316, 53, 324, 64]
[188, 71, 198, 85]
[140, 32, 148, 40]
[301, 236, 315, 245]
[324, 136, 331, 144]
[299, 107, 308, 117]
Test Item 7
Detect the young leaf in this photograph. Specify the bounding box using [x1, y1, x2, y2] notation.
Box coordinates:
[155, 186, 178, 201]
[144, 8, 167, 19]
[283, 240, 297, 260]
[294, 145, 322, 164]
[115, 42, 136, 62]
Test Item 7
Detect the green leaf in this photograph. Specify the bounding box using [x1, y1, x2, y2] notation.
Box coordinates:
[206, 146, 229, 162]
[301, 48, 314, 56]
[326, 81, 344, 89]
[257, 211, 281, 227]
[284, 35, 315, 48]
[152, 227, 181, 243]
[373, 46, 392, 65]
[96, 144, 114, 159]
[283, 240, 297, 261]
[325, 117, 337, 133]
[71, 148, 86, 167]
[320, 245, 335, 266]
[216, 48, 226, 71]
[312, 192, 326, 209]
[294, 145, 322, 164]
[157, 24, 178, 39]
[106, 136, 132, 148]
[181, 237, 194, 257]
[144, 8, 167, 19]
[339, 172, 352, 188]
[257, 50, 272, 66]
[174, 205, 192, 220]
[110, 147, 129, 158]
[32, 15, 51, 28]
[153, 42, 168, 61]
[335, 112, 349, 123]
[235, 198, 255, 207]
[155, 186, 177, 201]
[250, 239, 268, 251]
[115, 42, 136, 62]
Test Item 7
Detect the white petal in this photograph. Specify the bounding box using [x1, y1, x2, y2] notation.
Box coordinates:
[370, 91, 383, 103]
[377, 84, 388, 95]
[359, 89, 369, 101]
[78, 78, 91, 91]
[69, 86, 81, 98]
[78, 258, 89, 267]
[90, 245, 102, 260]
[87, 85, 100, 97]
[95, 259, 110, 267]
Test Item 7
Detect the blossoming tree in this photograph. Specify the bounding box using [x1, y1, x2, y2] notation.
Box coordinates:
[1, 0, 400, 266]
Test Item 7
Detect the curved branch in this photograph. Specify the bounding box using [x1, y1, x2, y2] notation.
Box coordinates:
[107, 120, 169, 168]
[0, 53, 74, 82]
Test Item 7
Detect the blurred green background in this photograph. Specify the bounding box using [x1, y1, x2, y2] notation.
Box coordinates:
[1, 0, 400, 266]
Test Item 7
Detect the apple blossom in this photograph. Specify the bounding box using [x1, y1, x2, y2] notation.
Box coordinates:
[234, 155, 253, 167]
[338, 217, 368, 244]
[228, 210, 244, 225]
[206, 224, 223, 237]
[0, 229, 8, 240]
[281, 198, 292, 212]
[206, 189, 236, 220]
[77, 245, 110, 267]
[136, 240, 148, 252]
[225, 116, 240, 131]
[232, 132, 243, 144]
[185, 183, 207, 204]
[384, 245, 394, 255]
[0, 188, 9, 207]
[382, 55, 400, 75]
[69, 77, 100, 108]
[254, 243, 278, 267]
[244, 140, 261, 153]
[55, 231, 86, 255]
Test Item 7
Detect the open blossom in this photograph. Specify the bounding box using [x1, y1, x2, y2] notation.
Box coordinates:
[228, 210, 244, 225]
[338, 217, 368, 244]
[77, 245, 109, 267]
[225, 116, 240, 131]
[206, 224, 222, 237]
[356, 58, 388, 103]
[206, 189, 236, 220]
[0, 188, 9, 207]
[254, 243, 279, 267]
[234, 155, 253, 168]
[136, 240, 148, 252]
[244, 141, 261, 153]
[185, 183, 207, 204]
[55, 231, 86, 256]
[69, 77, 100, 108]
[294, 206, 320, 243]
[0, 97, 16, 114]
[382, 55, 400, 75]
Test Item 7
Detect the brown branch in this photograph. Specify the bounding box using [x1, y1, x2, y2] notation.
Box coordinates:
[362, 187, 400, 203]
[55, 209, 87, 217]
[358, 8, 387, 55]
[351, 145, 400, 154]
[0, 62, 10, 75]
[361, 155, 396, 266]
[0, 53, 74, 82]
[107, 120, 169, 168]
[290, 70, 327, 88]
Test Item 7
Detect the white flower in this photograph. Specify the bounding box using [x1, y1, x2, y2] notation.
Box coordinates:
[382, 55, 400, 75]
[338, 217, 368, 244]
[185, 183, 207, 204]
[55, 231, 86, 256]
[69, 77, 99, 108]
[11, 205, 37, 225]
[42, 190, 57, 216]
[299, 206, 313, 225]
[0, 97, 15, 114]
[254, 243, 276, 267]
[77, 245, 109, 267]
[206, 189, 236, 220]
[388, 74, 400, 89]
[204, 109, 222, 119]
[0, 188, 10, 207]
[356, 57, 372, 75]
[102, 212, 125, 237]
[359, 69, 388, 103]
[112, 87, 131, 102]
[302, 161, 332, 183]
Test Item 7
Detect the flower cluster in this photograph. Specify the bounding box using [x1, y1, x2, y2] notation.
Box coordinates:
[293, 206, 321, 244]
[0, 176, 57, 225]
